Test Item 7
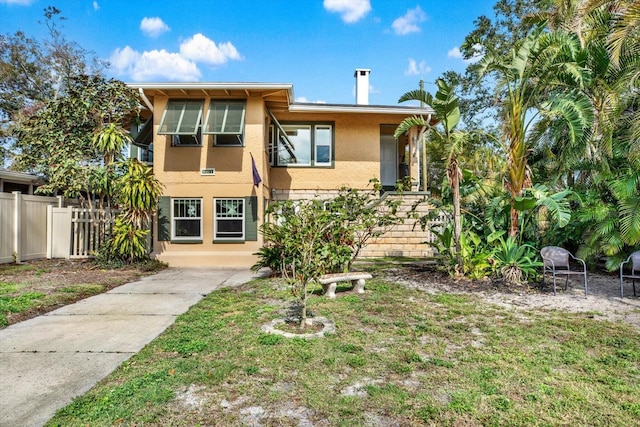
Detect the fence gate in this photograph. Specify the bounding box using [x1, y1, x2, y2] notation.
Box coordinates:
[48, 207, 118, 259]
[70, 208, 117, 258]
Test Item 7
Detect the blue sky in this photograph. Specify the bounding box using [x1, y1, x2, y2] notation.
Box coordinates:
[0, 0, 495, 105]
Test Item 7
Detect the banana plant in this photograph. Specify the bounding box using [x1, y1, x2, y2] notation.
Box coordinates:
[486, 184, 575, 244]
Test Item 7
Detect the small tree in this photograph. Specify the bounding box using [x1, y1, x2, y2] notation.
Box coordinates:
[325, 179, 403, 270]
[13, 74, 139, 204]
[254, 181, 403, 329]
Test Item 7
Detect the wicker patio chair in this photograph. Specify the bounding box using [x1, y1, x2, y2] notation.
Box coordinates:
[541, 246, 588, 296]
[619, 251, 640, 298]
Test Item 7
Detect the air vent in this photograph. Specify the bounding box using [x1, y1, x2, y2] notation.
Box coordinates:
[200, 168, 216, 176]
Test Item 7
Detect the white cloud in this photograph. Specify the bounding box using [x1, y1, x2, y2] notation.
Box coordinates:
[93, 1, 99, 11]
[392, 6, 427, 35]
[109, 33, 242, 81]
[323, 0, 371, 23]
[405, 58, 431, 76]
[109, 46, 201, 81]
[109, 46, 139, 72]
[448, 45, 483, 64]
[0, 0, 34, 4]
[180, 33, 242, 65]
[447, 47, 464, 59]
[140, 17, 170, 38]
[295, 96, 326, 104]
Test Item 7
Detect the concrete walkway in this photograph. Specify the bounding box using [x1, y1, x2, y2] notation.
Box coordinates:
[0, 267, 265, 427]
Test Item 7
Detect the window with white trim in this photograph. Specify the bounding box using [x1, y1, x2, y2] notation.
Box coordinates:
[158, 100, 203, 146]
[204, 101, 246, 146]
[314, 125, 332, 166]
[214, 198, 245, 240]
[272, 123, 334, 167]
[133, 118, 154, 164]
[137, 145, 153, 164]
[172, 198, 202, 240]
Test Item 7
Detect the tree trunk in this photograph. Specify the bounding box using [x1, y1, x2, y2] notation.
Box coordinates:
[299, 281, 308, 330]
[421, 135, 428, 192]
[452, 167, 463, 273]
[509, 200, 519, 237]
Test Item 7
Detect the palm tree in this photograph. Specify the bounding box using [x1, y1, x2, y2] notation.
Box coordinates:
[397, 80, 430, 191]
[395, 79, 471, 273]
[579, 0, 640, 64]
[467, 25, 593, 237]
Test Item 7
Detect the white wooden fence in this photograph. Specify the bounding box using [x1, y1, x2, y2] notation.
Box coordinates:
[0, 192, 120, 264]
[48, 207, 118, 258]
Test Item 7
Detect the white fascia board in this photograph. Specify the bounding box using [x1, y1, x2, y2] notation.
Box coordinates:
[127, 82, 294, 97]
[289, 103, 434, 115]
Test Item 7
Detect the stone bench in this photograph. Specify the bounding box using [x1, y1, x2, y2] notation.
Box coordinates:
[317, 272, 373, 298]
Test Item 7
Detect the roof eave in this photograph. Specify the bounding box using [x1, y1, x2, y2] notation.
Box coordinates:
[289, 103, 435, 115]
[127, 82, 294, 101]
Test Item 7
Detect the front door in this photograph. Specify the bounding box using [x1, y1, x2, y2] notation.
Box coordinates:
[380, 134, 397, 188]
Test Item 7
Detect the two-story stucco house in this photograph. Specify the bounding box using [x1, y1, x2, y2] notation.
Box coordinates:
[128, 69, 435, 267]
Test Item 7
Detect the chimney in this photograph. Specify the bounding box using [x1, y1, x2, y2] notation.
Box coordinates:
[354, 68, 370, 105]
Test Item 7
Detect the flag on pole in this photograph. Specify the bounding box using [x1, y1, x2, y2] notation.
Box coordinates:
[250, 153, 262, 187]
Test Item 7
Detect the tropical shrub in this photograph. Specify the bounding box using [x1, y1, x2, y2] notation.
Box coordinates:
[429, 222, 494, 280]
[98, 159, 164, 264]
[489, 236, 542, 284]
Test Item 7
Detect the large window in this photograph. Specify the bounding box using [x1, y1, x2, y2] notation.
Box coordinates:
[158, 100, 203, 146]
[172, 198, 202, 240]
[204, 101, 246, 146]
[272, 123, 333, 167]
[214, 198, 244, 240]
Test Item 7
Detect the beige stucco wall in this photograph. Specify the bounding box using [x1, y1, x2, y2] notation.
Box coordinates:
[148, 93, 421, 267]
[151, 96, 268, 267]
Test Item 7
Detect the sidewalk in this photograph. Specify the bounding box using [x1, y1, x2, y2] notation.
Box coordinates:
[0, 267, 266, 427]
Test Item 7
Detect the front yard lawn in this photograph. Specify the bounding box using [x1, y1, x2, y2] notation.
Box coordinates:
[47, 266, 640, 426]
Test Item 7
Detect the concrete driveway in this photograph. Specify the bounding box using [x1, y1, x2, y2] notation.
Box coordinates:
[0, 267, 265, 427]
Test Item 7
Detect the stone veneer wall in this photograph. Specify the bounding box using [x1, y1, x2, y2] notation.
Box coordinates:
[271, 190, 444, 259]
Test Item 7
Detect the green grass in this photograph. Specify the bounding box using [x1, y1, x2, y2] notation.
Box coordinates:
[0, 292, 46, 326]
[0, 282, 106, 327]
[47, 273, 640, 426]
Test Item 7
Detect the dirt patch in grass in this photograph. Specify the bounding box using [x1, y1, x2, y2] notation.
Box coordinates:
[0, 258, 164, 327]
[384, 262, 640, 330]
